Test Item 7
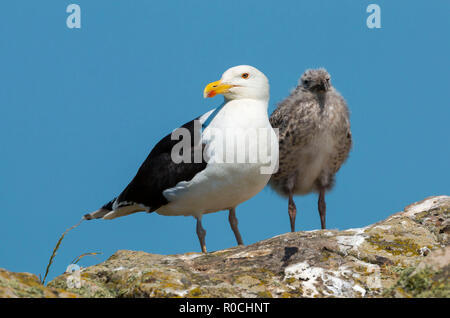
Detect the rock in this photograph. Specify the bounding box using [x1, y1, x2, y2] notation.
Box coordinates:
[0, 268, 79, 298]
[415, 245, 449, 272]
[44, 196, 449, 298]
[2, 196, 449, 298]
[382, 245, 449, 298]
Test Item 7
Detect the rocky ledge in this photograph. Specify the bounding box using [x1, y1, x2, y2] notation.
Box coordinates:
[2, 196, 449, 298]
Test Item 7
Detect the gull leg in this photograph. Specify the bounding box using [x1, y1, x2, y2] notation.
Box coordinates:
[288, 192, 297, 232]
[196, 216, 207, 253]
[318, 188, 326, 229]
[228, 208, 244, 246]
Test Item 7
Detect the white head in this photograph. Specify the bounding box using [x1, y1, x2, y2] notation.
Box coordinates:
[203, 65, 269, 101]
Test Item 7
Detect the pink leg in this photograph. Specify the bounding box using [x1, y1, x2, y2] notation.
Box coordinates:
[196, 216, 207, 253]
[228, 208, 244, 245]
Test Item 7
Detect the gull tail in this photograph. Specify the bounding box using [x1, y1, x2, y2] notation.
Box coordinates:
[83, 198, 146, 220]
[83, 198, 115, 220]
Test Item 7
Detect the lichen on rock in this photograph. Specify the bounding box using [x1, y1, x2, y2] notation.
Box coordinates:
[0, 268, 78, 298]
[1, 196, 449, 298]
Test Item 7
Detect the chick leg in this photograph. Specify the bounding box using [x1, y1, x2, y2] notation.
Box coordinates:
[196, 216, 207, 253]
[318, 188, 327, 229]
[288, 192, 297, 232]
[228, 207, 244, 246]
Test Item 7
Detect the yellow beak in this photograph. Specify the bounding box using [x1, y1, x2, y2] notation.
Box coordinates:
[203, 80, 233, 98]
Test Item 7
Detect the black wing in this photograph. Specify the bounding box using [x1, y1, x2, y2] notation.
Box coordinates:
[113, 117, 207, 212]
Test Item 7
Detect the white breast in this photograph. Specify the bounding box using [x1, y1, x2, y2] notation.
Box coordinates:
[294, 130, 336, 194]
[157, 99, 278, 217]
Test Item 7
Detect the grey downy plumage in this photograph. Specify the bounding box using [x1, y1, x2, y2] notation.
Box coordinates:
[269, 68, 352, 231]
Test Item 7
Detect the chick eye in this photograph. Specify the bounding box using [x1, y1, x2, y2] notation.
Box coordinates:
[241, 73, 249, 79]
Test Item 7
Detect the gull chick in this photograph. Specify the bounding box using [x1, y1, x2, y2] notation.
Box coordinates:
[269, 68, 352, 231]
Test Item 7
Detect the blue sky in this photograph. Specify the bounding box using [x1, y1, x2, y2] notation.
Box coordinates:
[0, 1, 449, 282]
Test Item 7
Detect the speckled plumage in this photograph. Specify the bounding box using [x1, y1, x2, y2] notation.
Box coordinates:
[269, 68, 352, 230]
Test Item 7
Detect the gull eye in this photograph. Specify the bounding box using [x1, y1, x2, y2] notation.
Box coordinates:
[241, 73, 249, 79]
